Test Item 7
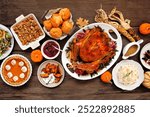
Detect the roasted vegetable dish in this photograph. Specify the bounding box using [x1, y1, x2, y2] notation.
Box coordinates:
[0, 29, 12, 56]
[40, 63, 62, 83]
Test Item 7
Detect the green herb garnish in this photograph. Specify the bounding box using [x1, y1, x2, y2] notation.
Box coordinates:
[123, 71, 133, 79]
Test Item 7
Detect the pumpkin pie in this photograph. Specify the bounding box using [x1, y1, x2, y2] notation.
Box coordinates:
[1, 55, 31, 86]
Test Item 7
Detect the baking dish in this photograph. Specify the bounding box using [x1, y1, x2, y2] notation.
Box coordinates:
[11, 13, 45, 50]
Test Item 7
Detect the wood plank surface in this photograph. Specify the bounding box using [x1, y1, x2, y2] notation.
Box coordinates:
[0, 0, 150, 100]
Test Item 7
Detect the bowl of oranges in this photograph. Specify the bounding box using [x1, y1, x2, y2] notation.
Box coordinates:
[43, 8, 74, 40]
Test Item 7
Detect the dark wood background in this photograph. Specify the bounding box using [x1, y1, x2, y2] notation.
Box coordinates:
[0, 0, 150, 100]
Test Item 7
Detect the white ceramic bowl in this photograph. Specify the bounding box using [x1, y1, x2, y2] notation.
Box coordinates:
[0, 54, 32, 87]
[43, 8, 74, 40]
[0, 24, 14, 60]
[112, 60, 144, 91]
[37, 60, 65, 88]
[41, 40, 60, 59]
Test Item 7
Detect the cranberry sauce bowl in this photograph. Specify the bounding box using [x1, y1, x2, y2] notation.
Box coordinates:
[41, 40, 60, 59]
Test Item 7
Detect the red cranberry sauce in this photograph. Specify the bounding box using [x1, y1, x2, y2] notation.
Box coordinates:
[43, 41, 59, 57]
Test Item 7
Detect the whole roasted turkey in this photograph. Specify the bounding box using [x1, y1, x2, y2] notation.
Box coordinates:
[68, 27, 116, 75]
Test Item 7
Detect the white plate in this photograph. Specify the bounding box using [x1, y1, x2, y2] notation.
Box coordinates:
[0, 54, 32, 87]
[61, 23, 122, 80]
[0, 24, 14, 60]
[140, 43, 150, 70]
[37, 60, 65, 88]
[11, 14, 45, 50]
[112, 60, 144, 91]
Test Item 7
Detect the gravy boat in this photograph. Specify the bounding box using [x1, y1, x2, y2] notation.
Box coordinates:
[122, 39, 143, 59]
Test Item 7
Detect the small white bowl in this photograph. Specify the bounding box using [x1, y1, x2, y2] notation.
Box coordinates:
[41, 40, 60, 59]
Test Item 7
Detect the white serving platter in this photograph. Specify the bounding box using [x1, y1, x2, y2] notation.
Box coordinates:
[62, 23, 122, 80]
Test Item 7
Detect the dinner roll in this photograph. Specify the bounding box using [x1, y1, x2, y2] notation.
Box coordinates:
[43, 20, 52, 31]
[49, 28, 62, 38]
[50, 14, 63, 27]
[59, 8, 71, 20]
[61, 20, 73, 34]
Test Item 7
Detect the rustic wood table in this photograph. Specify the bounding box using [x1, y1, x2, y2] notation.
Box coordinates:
[0, 0, 150, 100]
